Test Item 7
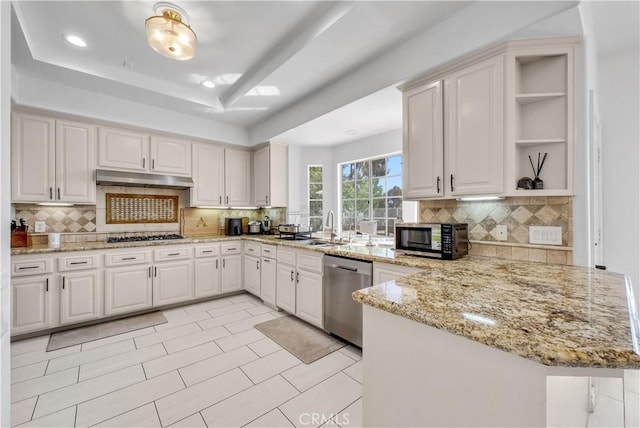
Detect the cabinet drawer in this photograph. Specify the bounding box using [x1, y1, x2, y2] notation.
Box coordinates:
[277, 247, 296, 265]
[58, 254, 99, 272]
[195, 245, 219, 258]
[105, 250, 151, 266]
[154, 247, 192, 262]
[244, 242, 261, 256]
[12, 258, 53, 277]
[296, 250, 323, 273]
[262, 244, 277, 258]
[221, 242, 242, 255]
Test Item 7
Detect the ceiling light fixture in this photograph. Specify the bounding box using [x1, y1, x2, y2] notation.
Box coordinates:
[63, 34, 87, 48]
[145, 2, 197, 61]
[201, 80, 215, 89]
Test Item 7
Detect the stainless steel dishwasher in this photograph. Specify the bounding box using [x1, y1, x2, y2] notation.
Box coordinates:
[323, 255, 372, 347]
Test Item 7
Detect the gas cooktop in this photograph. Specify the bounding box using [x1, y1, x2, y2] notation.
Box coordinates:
[107, 234, 185, 243]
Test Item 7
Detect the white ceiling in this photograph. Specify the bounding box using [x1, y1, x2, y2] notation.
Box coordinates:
[11, 0, 470, 144]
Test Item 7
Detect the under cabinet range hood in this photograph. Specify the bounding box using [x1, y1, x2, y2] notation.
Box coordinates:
[96, 169, 194, 189]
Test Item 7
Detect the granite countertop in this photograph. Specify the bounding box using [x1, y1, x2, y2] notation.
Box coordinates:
[353, 256, 640, 369]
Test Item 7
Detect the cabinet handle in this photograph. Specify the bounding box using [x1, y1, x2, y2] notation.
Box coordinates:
[223, 259, 226, 268]
[290, 270, 294, 281]
[148, 266, 151, 278]
[122, 257, 137, 261]
[264, 249, 270, 253]
[437, 176, 441, 194]
[226, 196, 229, 205]
[296, 272, 300, 284]
[49, 187, 53, 200]
[167, 253, 180, 256]
[228, 247, 237, 251]
[46, 278, 49, 292]
[266, 195, 269, 205]
[450, 174, 455, 192]
[62, 276, 65, 290]
[142, 158, 146, 168]
[69, 261, 88, 265]
[219, 196, 222, 204]
[263, 259, 270, 264]
[57, 188, 61, 200]
[216, 259, 219, 269]
[154, 267, 157, 277]
[18, 265, 39, 270]
[202, 250, 213, 254]
[152, 159, 155, 170]
[256, 260, 260, 270]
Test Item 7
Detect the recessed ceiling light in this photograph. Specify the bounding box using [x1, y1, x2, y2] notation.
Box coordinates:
[201, 80, 215, 89]
[345, 129, 359, 135]
[63, 34, 87, 48]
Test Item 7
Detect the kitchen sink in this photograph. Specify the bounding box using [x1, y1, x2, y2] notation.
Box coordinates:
[297, 239, 334, 247]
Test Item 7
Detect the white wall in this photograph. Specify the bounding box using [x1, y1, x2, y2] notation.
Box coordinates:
[0, 2, 11, 425]
[12, 74, 250, 146]
[599, 46, 640, 300]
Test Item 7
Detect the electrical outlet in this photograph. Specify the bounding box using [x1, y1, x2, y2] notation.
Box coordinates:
[529, 226, 562, 245]
[494, 225, 508, 241]
[34, 221, 46, 233]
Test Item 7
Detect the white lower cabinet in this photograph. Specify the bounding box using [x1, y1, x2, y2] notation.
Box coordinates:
[260, 245, 277, 308]
[276, 247, 324, 328]
[221, 242, 243, 293]
[194, 244, 221, 298]
[11, 275, 55, 335]
[104, 265, 153, 316]
[152, 261, 194, 306]
[60, 270, 103, 325]
[244, 254, 261, 296]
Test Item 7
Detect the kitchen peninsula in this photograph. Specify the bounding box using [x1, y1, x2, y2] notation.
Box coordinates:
[353, 257, 640, 427]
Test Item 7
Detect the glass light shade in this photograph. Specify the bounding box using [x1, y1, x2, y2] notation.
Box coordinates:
[145, 10, 197, 60]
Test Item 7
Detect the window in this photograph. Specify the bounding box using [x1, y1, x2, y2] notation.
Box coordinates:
[340, 154, 402, 236]
[308, 165, 324, 232]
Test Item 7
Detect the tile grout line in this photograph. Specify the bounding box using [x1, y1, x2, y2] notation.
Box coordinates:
[29, 395, 40, 423]
[279, 372, 303, 395]
[277, 405, 298, 428]
[151, 401, 163, 428]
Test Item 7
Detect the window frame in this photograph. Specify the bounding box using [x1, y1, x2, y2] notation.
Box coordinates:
[307, 165, 324, 232]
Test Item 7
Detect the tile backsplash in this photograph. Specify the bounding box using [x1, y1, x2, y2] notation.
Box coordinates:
[419, 196, 573, 264]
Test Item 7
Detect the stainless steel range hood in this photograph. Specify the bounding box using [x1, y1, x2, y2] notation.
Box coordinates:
[96, 169, 194, 189]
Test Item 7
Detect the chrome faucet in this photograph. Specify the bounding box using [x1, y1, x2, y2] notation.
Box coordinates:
[326, 210, 337, 243]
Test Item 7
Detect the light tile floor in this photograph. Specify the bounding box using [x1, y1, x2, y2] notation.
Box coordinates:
[10, 292, 638, 428]
[11, 294, 363, 428]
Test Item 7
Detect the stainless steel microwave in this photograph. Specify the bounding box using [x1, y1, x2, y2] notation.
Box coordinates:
[395, 223, 468, 259]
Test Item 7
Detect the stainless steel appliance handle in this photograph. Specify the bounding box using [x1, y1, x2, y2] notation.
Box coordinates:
[330, 264, 358, 272]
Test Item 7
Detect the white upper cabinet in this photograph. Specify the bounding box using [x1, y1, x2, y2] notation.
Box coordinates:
[191, 143, 225, 207]
[12, 112, 96, 204]
[225, 148, 252, 206]
[98, 127, 191, 176]
[403, 81, 444, 199]
[252, 143, 288, 207]
[445, 54, 504, 196]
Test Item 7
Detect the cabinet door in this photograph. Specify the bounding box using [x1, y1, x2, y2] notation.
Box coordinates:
[224, 149, 251, 206]
[98, 126, 149, 172]
[446, 55, 504, 196]
[260, 257, 277, 307]
[104, 265, 153, 316]
[402, 81, 444, 199]
[153, 260, 194, 306]
[11, 113, 56, 202]
[295, 270, 323, 328]
[191, 144, 225, 207]
[276, 263, 296, 314]
[194, 257, 221, 298]
[150, 135, 192, 176]
[56, 120, 97, 204]
[244, 255, 261, 297]
[11, 275, 54, 335]
[253, 146, 270, 206]
[221, 254, 243, 293]
[60, 271, 102, 325]
[372, 262, 422, 285]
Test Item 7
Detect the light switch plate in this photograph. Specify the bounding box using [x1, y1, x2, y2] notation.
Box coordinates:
[529, 226, 562, 246]
[35, 221, 46, 233]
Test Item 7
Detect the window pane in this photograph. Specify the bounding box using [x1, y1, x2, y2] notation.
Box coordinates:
[342, 163, 354, 181]
[309, 166, 323, 183]
[387, 155, 402, 176]
[371, 158, 386, 177]
[356, 199, 369, 219]
[376, 219, 386, 235]
[342, 182, 355, 199]
[371, 177, 385, 197]
[388, 197, 402, 220]
[310, 218, 323, 232]
[342, 200, 355, 216]
[309, 183, 323, 200]
[355, 161, 369, 180]
[387, 176, 402, 196]
[372, 198, 386, 218]
[356, 179, 369, 198]
[309, 201, 323, 216]
[342, 217, 355, 231]
[387, 219, 396, 236]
